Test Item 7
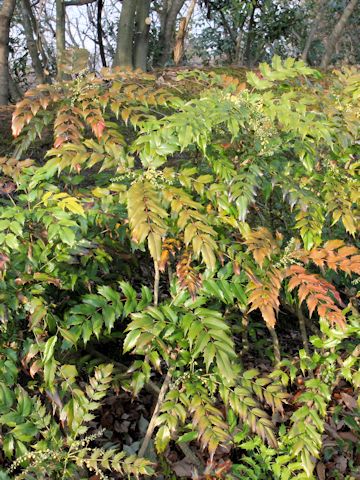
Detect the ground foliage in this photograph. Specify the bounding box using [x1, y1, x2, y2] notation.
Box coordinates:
[0, 58, 359, 479]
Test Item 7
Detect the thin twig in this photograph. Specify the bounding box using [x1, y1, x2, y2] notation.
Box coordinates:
[138, 366, 174, 458]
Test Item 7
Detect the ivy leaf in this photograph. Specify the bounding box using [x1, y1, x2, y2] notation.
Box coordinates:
[177, 431, 198, 443]
[11, 422, 38, 442]
[246, 71, 273, 90]
[301, 449, 315, 478]
[103, 305, 116, 333]
[123, 329, 142, 353]
[148, 232, 162, 262]
[43, 336, 57, 364]
[3, 434, 14, 459]
[64, 197, 85, 216]
[60, 227, 76, 246]
[59, 328, 78, 346]
[155, 425, 171, 453]
[5, 234, 19, 250]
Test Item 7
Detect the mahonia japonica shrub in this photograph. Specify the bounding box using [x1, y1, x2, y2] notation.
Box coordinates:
[0, 57, 358, 479]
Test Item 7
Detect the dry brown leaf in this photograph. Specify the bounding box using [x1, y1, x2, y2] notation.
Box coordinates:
[172, 460, 197, 478]
[340, 392, 357, 411]
[316, 461, 326, 480]
[338, 431, 359, 442]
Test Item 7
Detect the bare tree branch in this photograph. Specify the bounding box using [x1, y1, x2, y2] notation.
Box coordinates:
[20, 0, 46, 83]
[301, 0, 327, 63]
[64, 0, 96, 6]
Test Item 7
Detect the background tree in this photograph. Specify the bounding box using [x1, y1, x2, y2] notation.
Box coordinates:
[190, 0, 304, 66]
[173, 0, 197, 65]
[301, 0, 327, 63]
[56, 0, 66, 79]
[1, 0, 360, 101]
[134, 0, 152, 70]
[113, 0, 152, 70]
[113, 0, 137, 67]
[0, 0, 16, 104]
[20, 0, 47, 84]
[321, 0, 359, 67]
[155, 0, 187, 65]
[97, 0, 106, 67]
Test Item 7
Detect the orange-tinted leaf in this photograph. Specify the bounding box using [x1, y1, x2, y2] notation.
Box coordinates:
[92, 120, 105, 140]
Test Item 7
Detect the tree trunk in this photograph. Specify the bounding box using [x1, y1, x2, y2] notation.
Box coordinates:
[234, 11, 249, 66]
[97, 0, 106, 67]
[173, 17, 187, 65]
[134, 0, 151, 70]
[244, 1, 257, 68]
[173, 0, 196, 66]
[218, 8, 237, 63]
[8, 72, 23, 102]
[0, 0, 16, 105]
[113, 0, 137, 68]
[56, 0, 66, 80]
[157, 0, 186, 66]
[320, 0, 358, 68]
[301, 0, 327, 63]
[20, 0, 46, 84]
[235, 31, 243, 66]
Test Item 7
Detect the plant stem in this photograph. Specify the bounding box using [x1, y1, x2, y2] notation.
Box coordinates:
[305, 316, 321, 336]
[282, 299, 320, 336]
[297, 304, 310, 355]
[268, 326, 281, 364]
[241, 310, 249, 355]
[154, 260, 160, 306]
[138, 365, 173, 458]
[168, 263, 173, 286]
